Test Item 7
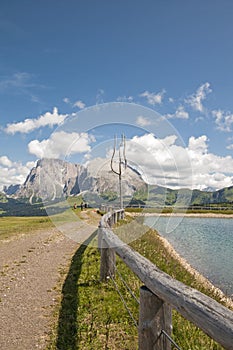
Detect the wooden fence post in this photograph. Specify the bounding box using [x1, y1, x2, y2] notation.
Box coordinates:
[139, 286, 172, 350]
[99, 227, 116, 282]
[98, 225, 103, 253]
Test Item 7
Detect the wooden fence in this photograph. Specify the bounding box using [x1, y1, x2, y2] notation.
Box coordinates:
[98, 209, 233, 349]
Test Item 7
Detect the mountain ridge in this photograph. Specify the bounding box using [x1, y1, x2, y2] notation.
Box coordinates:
[3, 157, 146, 202]
[2, 158, 233, 207]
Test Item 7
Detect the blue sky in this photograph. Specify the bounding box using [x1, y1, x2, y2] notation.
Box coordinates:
[1, 0, 233, 191]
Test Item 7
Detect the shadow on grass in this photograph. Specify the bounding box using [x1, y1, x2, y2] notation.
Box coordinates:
[56, 230, 98, 350]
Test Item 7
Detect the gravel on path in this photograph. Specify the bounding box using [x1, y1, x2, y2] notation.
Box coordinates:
[0, 228, 79, 350]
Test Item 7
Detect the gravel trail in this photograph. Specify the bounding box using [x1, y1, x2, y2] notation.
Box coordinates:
[0, 227, 79, 350]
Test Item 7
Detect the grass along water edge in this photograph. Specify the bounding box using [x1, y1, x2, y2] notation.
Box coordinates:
[46, 214, 231, 349]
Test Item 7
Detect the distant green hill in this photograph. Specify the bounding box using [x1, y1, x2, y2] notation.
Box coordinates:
[1, 185, 233, 216]
[130, 185, 233, 207]
[0, 192, 8, 203]
[190, 186, 233, 206]
[0, 192, 47, 216]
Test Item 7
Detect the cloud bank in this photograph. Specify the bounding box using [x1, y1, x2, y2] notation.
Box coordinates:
[28, 131, 95, 159]
[1, 132, 233, 192]
[125, 133, 233, 190]
[5, 107, 67, 134]
[0, 156, 35, 190]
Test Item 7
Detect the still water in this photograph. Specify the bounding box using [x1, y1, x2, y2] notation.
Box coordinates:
[144, 216, 233, 296]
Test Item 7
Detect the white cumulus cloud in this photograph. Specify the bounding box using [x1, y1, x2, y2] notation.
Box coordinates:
[123, 133, 233, 190]
[126, 133, 191, 188]
[116, 95, 134, 102]
[28, 131, 95, 159]
[63, 97, 86, 109]
[73, 100, 86, 109]
[186, 135, 233, 190]
[188, 135, 208, 154]
[136, 116, 152, 127]
[63, 97, 70, 104]
[185, 82, 212, 113]
[140, 89, 165, 105]
[0, 155, 13, 167]
[0, 157, 35, 190]
[5, 107, 68, 134]
[212, 109, 233, 132]
[165, 105, 189, 119]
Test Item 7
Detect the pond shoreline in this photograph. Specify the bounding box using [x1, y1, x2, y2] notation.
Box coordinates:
[129, 212, 233, 218]
[156, 231, 233, 309]
[127, 211, 233, 309]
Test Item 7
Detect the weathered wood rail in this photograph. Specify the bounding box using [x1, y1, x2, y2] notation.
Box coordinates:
[98, 209, 233, 349]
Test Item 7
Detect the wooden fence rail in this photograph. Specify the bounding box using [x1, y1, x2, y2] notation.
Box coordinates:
[98, 209, 233, 350]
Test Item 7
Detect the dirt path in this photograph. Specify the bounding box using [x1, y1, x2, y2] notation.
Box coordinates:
[0, 210, 100, 350]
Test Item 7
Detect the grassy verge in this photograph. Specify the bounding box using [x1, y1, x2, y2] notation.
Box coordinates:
[125, 207, 233, 214]
[46, 214, 231, 349]
[0, 216, 53, 241]
[130, 228, 228, 349]
[47, 232, 139, 350]
[0, 199, 86, 241]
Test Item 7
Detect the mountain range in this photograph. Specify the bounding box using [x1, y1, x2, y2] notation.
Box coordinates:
[1, 158, 233, 216]
[3, 157, 146, 201]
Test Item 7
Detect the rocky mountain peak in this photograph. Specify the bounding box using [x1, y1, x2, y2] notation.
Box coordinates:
[5, 157, 146, 202]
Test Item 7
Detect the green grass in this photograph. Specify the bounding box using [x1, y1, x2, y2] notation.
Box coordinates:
[125, 206, 233, 214]
[46, 215, 231, 349]
[130, 228, 227, 349]
[0, 216, 52, 240]
[0, 197, 89, 241]
[47, 233, 139, 350]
